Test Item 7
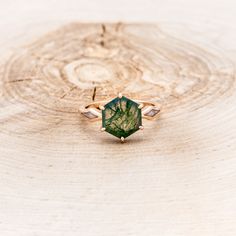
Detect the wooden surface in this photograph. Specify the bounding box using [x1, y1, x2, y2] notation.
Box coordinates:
[0, 1, 236, 235]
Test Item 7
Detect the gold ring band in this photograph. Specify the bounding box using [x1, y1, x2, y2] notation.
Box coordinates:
[80, 93, 161, 142]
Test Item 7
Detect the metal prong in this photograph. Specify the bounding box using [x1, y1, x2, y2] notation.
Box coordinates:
[138, 103, 144, 109]
[101, 127, 106, 132]
[99, 105, 105, 110]
[139, 125, 144, 130]
[121, 137, 125, 142]
[118, 93, 123, 98]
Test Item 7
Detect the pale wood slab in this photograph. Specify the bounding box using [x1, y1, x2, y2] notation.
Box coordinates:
[0, 1, 236, 236]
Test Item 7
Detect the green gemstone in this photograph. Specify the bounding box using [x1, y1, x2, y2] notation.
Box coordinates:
[102, 96, 142, 139]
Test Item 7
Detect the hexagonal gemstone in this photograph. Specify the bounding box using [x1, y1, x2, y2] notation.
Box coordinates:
[102, 96, 142, 139]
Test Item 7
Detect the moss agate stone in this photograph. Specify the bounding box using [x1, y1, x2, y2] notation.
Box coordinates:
[102, 96, 142, 139]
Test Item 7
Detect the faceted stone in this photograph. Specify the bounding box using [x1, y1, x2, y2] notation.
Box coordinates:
[82, 111, 98, 119]
[145, 108, 160, 117]
[102, 96, 142, 139]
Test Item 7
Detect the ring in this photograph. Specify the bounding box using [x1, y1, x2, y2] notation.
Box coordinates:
[80, 93, 161, 142]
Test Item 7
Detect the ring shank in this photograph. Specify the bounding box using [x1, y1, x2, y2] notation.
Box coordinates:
[81, 99, 161, 121]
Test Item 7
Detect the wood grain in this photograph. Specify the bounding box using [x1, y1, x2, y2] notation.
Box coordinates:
[0, 21, 236, 235]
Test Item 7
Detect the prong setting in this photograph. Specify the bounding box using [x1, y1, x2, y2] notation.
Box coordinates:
[121, 137, 125, 142]
[139, 125, 144, 130]
[99, 105, 105, 110]
[118, 93, 123, 98]
[138, 103, 144, 109]
[100, 127, 106, 132]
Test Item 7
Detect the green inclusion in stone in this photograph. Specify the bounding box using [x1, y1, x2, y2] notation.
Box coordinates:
[102, 96, 142, 139]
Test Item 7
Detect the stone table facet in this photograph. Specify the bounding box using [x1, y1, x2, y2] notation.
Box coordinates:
[102, 96, 142, 139]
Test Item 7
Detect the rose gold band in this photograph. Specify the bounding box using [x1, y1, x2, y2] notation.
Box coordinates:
[80, 99, 161, 121]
